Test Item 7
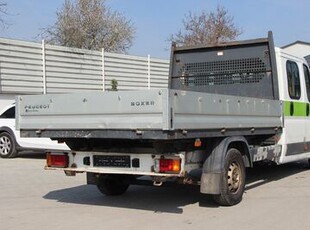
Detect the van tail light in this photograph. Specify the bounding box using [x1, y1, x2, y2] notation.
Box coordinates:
[155, 158, 181, 173]
[46, 153, 69, 168]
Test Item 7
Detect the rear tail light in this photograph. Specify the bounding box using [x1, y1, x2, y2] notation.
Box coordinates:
[46, 153, 69, 168]
[155, 158, 181, 173]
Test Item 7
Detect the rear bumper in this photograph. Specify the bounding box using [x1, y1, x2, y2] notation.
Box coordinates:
[45, 151, 186, 178]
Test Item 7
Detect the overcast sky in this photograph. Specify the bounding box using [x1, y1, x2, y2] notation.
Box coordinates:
[2, 0, 310, 59]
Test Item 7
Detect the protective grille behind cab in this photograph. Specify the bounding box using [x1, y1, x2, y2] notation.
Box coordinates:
[170, 39, 277, 99]
[178, 58, 267, 86]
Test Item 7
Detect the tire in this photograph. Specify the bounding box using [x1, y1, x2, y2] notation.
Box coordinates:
[66, 139, 90, 151]
[0, 132, 18, 158]
[97, 175, 130, 196]
[213, 148, 246, 206]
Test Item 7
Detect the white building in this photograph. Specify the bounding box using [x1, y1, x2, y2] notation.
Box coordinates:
[282, 41, 310, 65]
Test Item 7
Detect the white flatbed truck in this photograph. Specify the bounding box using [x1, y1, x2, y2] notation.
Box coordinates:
[16, 32, 310, 205]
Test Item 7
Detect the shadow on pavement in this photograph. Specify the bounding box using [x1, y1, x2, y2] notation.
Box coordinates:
[43, 160, 309, 213]
[245, 160, 309, 191]
[18, 151, 46, 159]
[44, 183, 217, 213]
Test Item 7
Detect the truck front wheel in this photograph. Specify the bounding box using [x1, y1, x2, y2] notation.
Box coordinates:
[213, 148, 246, 206]
[97, 175, 130, 196]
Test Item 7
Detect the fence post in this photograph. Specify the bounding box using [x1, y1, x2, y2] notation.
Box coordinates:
[147, 54, 151, 89]
[42, 40, 47, 94]
[102, 48, 105, 91]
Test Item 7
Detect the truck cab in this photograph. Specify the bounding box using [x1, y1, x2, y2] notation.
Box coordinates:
[275, 47, 310, 163]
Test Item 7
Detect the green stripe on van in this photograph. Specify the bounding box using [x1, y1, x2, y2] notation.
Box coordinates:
[284, 101, 309, 117]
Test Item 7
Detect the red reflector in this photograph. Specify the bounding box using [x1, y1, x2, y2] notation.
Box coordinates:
[194, 138, 202, 147]
[47, 153, 68, 168]
[159, 159, 180, 173]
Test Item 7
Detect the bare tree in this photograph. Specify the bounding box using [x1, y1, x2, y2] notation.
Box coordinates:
[0, 2, 7, 30]
[170, 6, 242, 46]
[41, 0, 135, 53]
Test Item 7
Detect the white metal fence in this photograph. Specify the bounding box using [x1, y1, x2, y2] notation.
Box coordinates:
[0, 38, 169, 94]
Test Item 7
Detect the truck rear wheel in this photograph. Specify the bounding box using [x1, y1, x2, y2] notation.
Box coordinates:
[213, 148, 246, 206]
[97, 175, 130, 196]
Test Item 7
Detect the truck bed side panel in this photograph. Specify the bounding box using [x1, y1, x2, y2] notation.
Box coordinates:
[171, 90, 282, 130]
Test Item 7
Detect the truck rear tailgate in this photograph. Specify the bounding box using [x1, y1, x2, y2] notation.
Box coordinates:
[16, 89, 170, 131]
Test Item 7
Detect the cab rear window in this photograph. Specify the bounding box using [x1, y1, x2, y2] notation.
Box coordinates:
[303, 64, 310, 102]
[286, 60, 301, 99]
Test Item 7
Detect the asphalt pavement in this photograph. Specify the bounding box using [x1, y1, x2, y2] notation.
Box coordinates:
[1, 154, 310, 230]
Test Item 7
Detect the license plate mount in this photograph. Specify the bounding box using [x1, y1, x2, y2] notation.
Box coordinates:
[93, 155, 131, 168]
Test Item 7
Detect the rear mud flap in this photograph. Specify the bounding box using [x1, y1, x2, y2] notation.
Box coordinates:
[200, 172, 222, 194]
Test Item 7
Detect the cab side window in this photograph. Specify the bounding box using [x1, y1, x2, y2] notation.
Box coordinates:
[286, 60, 301, 99]
[0, 107, 15, 119]
[303, 64, 310, 102]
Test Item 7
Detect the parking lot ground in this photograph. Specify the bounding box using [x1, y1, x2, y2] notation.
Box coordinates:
[1, 154, 310, 230]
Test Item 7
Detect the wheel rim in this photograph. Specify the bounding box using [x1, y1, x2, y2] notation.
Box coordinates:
[227, 162, 241, 193]
[0, 135, 12, 156]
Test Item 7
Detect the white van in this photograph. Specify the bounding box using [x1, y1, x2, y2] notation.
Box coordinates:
[0, 104, 69, 158]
